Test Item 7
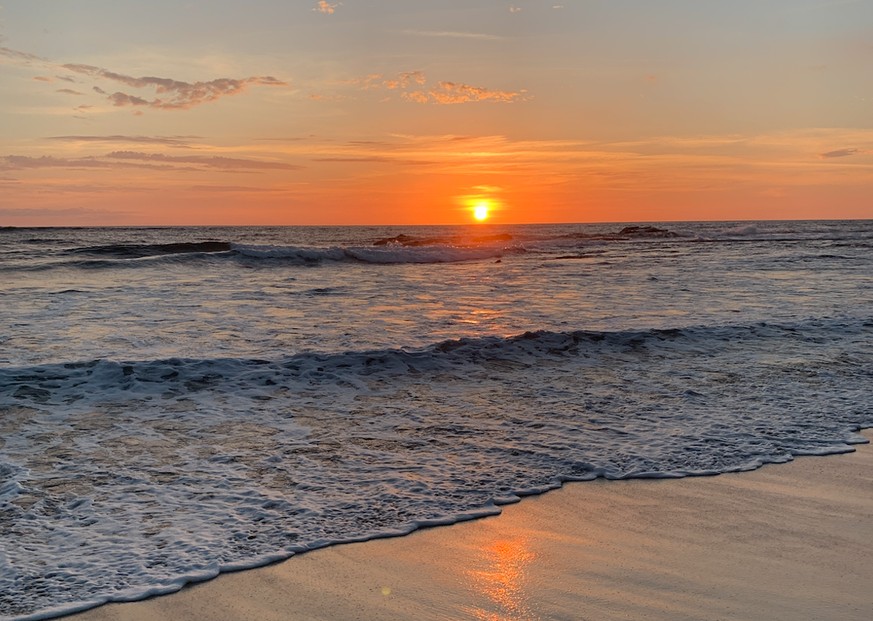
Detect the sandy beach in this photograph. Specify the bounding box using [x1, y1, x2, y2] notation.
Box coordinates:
[61, 430, 872, 621]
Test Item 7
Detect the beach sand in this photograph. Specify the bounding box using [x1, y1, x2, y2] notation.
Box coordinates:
[68, 431, 872, 621]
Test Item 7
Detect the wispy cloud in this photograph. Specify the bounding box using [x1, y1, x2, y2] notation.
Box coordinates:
[313, 156, 433, 166]
[341, 71, 528, 105]
[313, 1, 339, 14]
[1, 152, 301, 173]
[0, 46, 45, 63]
[382, 71, 427, 90]
[346, 71, 428, 91]
[406, 82, 527, 104]
[0, 206, 123, 219]
[819, 147, 862, 158]
[61, 63, 287, 110]
[47, 135, 201, 147]
[343, 73, 386, 90]
[106, 151, 301, 170]
[1, 44, 287, 112]
[0, 155, 165, 171]
[402, 30, 504, 41]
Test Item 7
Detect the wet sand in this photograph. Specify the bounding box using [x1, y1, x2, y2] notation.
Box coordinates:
[68, 431, 872, 621]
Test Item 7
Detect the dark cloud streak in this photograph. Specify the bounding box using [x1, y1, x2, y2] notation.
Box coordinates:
[819, 148, 862, 158]
[105, 151, 301, 170]
[62, 63, 287, 110]
[1, 152, 300, 173]
[47, 135, 201, 147]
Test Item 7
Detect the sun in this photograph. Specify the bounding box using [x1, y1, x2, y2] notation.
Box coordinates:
[473, 202, 491, 222]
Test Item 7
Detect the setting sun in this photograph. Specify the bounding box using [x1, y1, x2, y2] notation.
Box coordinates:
[473, 202, 491, 222]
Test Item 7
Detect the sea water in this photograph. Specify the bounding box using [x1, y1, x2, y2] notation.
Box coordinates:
[1, 221, 871, 619]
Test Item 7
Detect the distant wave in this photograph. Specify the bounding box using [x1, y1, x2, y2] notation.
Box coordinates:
[7, 241, 517, 272]
[232, 242, 514, 264]
[68, 241, 233, 258]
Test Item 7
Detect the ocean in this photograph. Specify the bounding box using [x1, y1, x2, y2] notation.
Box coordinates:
[1, 220, 871, 620]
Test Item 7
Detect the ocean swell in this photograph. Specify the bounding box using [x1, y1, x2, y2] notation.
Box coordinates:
[231, 242, 513, 264]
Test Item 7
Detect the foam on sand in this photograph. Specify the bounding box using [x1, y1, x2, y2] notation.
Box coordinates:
[64, 431, 873, 621]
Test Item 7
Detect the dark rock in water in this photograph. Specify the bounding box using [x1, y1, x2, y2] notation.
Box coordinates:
[372, 234, 440, 247]
[474, 233, 514, 243]
[374, 232, 513, 247]
[617, 225, 679, 238]
[374, 234, 415, 246]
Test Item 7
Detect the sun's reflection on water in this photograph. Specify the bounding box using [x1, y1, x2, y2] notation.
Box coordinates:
[465, 536, 539, 621]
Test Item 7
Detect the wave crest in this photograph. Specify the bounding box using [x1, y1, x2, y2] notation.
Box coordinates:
[232, 243, 512, 265]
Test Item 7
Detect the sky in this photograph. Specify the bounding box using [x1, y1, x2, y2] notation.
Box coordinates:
[1, 0, 871, 226]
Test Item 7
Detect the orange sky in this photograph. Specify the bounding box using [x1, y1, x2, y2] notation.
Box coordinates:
[1, 1, 871, 226]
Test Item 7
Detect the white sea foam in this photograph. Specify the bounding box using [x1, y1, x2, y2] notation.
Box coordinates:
[718, 223, 760, 237]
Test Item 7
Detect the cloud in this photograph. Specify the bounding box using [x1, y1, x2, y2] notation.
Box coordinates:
[1, 152, 301, 173]
[105, 151, 301, 170]
[309, 93, 346, 101]
[313, 1, 338, 14]
[313, 156, 432, 166]
[107, 91, 152, 107]
[382, 71, 427, 90]
[3, 43, 287, 112]
[406, 81, 527, 104]
[509, 6, 522, 13]
[60, 63, 287, 110]
[345, 73, 384, 90]
[0, 46, 45, 63]
[56, 88, 84, 95]
[31, 74, 78, 83]
[819, 148, 861, 158]
[0, 155, 141, 171]
[402, 30, 504, 41]
[0, 207, 119, 219]
[340, 70, 529, 105]
[401, 91, 430, 104]
[344, 71, 426, 91]
[47, 135, 201, 147]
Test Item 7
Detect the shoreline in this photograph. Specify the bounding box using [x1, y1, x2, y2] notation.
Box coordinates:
[56, 430, 873, 621]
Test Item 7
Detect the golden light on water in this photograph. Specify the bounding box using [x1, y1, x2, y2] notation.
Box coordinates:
[466, 536, 537, 620]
